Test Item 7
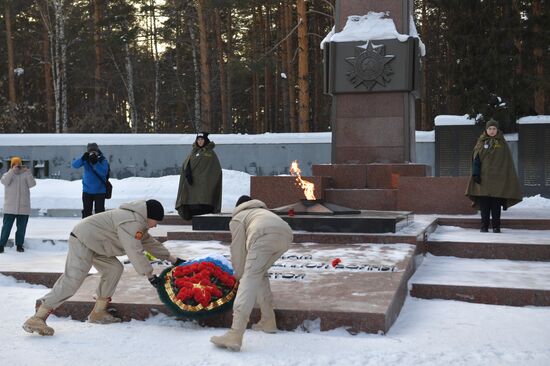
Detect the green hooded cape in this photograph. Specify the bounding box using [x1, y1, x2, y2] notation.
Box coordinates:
[175, 141, 222, 213]
[465, 130, 522, 209]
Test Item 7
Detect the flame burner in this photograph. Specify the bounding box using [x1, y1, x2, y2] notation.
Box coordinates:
[272, 199, 361, 216]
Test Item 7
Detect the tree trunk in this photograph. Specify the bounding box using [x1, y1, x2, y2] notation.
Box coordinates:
[92, 0, 102, 106]
[252, 71, 260, 133]
[296, 0, 310, 132]
[533, 0, 545, 114]
[151, 0, 160, 131]
[226, 12, 233, 133]
[285, 1, 297, 132]
[279, 4, 290, 132]
[196, 0, 212, 132]
[214, 8, 229, 133]
[4, 0, 16, 105]
[60, 1, 67, 132]
[125, 43, 138, 133]
[420, 0, 430, 130]
[52, 1, 62, 133]
[188, 22, 201, 131]
[42, 25, 54, 132]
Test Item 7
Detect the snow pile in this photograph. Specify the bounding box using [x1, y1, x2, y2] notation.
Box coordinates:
[517, 115, 550, 124]
[321, 11, 426, 56]
[0, 170, 250, 214]
[434, 114, 477, 126]
[515, 194, 550, 209]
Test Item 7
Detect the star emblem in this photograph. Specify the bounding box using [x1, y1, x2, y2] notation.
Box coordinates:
[345, 41, 395, 90]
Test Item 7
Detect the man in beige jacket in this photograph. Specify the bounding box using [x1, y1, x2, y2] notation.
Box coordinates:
[0, 156, 36, 253]
[211, 195, 293, 351]
[22, 199, 182, 336]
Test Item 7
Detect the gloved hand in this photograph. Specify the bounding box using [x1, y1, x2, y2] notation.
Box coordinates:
[185, 164, 193, 185]
[174, 257, 186, 266]
[148, 275, 163, 288]
[473, 175, 481, 184]
[82, 152, 89, 161]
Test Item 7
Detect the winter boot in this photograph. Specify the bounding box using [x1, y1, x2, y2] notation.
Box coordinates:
[87, 297, 122, 324]
[251, 308, 278, 334]
[16, 245, 24, 252]
[22, 304, 55, 336]
[210, 329, 244, 352]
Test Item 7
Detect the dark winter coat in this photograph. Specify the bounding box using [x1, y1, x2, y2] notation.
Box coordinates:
[72, 151, 109, 194]
[465, 130, 522, 209]
[175, 141, 222, 213]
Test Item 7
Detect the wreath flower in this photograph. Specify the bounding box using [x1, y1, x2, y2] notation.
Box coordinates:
[155, 257, 238, 318]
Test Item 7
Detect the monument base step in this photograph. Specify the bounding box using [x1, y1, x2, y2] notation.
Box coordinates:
[437, 217, 550, 230]
[191, 210, 411, 234]
[410, 255, 550, 306]
[427, 240, 550, 261]
[411, 284, 550, 306]
[27, 241, 418, 334]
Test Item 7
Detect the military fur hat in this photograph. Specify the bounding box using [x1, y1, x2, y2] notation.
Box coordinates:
[485, 119, 499, 129]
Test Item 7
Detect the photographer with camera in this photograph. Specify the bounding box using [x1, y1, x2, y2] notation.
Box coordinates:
[72, 143, 110, 218]
[0, 156, 36, 253]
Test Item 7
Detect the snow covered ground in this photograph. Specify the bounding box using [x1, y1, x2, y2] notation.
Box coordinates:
[2, 272, 549, 366]
[1, 174, 550, 365]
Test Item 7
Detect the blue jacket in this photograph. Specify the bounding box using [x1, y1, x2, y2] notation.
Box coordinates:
[72, 154, 109, 194]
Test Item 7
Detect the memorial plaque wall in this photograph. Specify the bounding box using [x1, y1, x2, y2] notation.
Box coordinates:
[519, 124, 550, 198]
[435, 125, 482, 176]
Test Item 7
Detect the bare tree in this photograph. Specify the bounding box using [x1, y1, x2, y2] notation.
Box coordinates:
[296, 0, 309, 131]
[196, 0, 212, 132]
[4, 0, 16, 106]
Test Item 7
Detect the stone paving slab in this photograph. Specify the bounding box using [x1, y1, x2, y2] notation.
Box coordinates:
[52, 241, 417, 334]
[410, 255, 550, 306]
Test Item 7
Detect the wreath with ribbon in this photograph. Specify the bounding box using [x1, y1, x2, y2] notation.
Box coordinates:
[156, 256, 239, 318]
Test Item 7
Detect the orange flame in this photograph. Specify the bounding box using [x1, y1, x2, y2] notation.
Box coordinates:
[290, 160, 316, 200]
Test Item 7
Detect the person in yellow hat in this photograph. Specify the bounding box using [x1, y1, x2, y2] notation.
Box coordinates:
[0, 157, 36, 253]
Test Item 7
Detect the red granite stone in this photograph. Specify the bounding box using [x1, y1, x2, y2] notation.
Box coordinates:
[325, 188, 397, 211]
[427, 241, 550, 261]
[312, 164, 368, 189]
[250, 176, 330, 208]
[366, 163, 429, 189]
[160, 215, 191, 226]
[396, 176, 476, 214]
[410, 284, 550, 307]
[437, 218, 550, 230]
[2, 272, 62, 287]
[335, 93, 405, 118]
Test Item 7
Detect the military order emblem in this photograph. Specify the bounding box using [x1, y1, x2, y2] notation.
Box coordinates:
[345, 41, 395, 90]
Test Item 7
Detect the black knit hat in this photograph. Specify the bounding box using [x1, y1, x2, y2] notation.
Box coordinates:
[235, 195, 252, 207]
[146, 199, 164, 221]
[196, 132, 210, 145]
[87, 142, 99, 152]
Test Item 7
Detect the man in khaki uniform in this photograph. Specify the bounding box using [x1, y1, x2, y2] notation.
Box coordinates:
[211, 195, 293, 351]
[22, 199, 182, 336]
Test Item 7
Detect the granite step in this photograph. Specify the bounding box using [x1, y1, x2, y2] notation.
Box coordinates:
[427, 226, 550, 261]
[437, 217, 550, 230]
[410, 255, 550, 306]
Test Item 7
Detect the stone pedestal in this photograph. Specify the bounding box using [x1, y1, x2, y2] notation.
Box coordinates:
[330, 0, 416, 164]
